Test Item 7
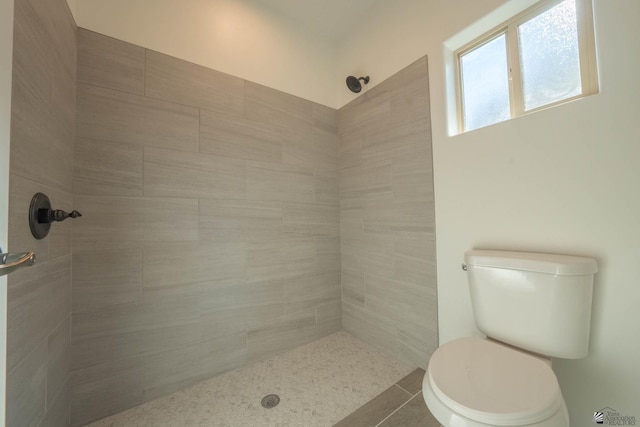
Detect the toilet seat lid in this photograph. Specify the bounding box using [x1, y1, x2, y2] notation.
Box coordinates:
[428, 337, 562, 426]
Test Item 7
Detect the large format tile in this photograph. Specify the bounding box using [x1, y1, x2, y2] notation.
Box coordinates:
[77, 28, 145, 94]
[39, 380, 70, 427]
[6, 255, 71, 373]
[316, 300, 342, 338]
[316, 236, 341, 273]
[47, 316, 70, 408]
[283, 201, 340, 237]
[74, 138, 143, 196]
[284, 270, 340, 314]
[72, 248, 143, 290]
[70, 321, 201, 372]
[245, 81, 313, 131]
[247, 309, 317, 362]
[283, 128, 338, 171]
[77, 83, 199, 151]
[199, 199, 283, 241]
[143, 147, 245, 199]
[246, 160, 314, 202]
[378, 393, 440, 427]
[396, 368, 427, 395]
[70, 356, 143, 426]
[145, 50, 244, 114]
[199, 280, 284, 338]
[333, 385, 411, 427]
[200, 110, 283, 162]
[143, 243, 244, 289]
[243, 235, 316, 282]
[73, 196, 199, 245]
[6, 340, 47, 427]
[143, 332, 247, 401]
[25, 0, 76, 76]
[10, 61, 74, 191]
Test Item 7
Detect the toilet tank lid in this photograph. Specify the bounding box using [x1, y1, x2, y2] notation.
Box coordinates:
[465, 250, 598, 275]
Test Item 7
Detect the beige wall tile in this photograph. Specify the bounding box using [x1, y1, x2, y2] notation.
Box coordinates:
[73, 248, 142, 289]
[200, 110, 283, 162]
[316, 236, 341, 273]
[6, 255, 71, 372]
[144, 147, 245, 199]
[365, 275, 436, 328]
[77, 83, 199, 151]
[200, 280, 284, 338]
[342, 269, 365, 307]
[8, 2, 75, 426]
[338, 57, 436, 369]
[284, 271, 340, 314]
[146, 50, 244, 115]
[246, 160, 314, 202]
[39, 380, 70, 427]
[25, 0, 76, 75]
[71, 323, 201, 372]
[247, 309, 317, 362]
[199, 199, 282, 241]
[10, 70, 74, 191]
[312, 103, 338, 135]
[394, 238, 437, 286]
[143, 332, 247, 401]
[316, 300, 342, 338]
[74, 138, 143, 196]
[70, 356, 143, 426]
[77, 28, 145, 94]
[283, 128, 338, 171]
[342, 301, 397, 359]
[245, 81, 313, 131]
[6, 340, 47, 427]
[47, 317, 70, 407]
[73, 196, 199, 244]
[363, 199, 435, 239]
[244, 235, 316, 283]
[283, 201, 339, 237]
[143, 243, 244, 289]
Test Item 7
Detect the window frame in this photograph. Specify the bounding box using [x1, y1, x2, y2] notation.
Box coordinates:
[454, 0, 598, 133]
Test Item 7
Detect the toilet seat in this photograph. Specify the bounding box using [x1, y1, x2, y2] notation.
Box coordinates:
[427, 337, 562, 426]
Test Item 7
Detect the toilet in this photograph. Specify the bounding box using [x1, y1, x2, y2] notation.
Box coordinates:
[423, 250, 598, 427]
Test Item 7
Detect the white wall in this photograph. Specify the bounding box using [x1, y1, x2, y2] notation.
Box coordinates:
[0, 0, 14, 423]
[338, 0, 640, 424]
[71, 0, 338, 108]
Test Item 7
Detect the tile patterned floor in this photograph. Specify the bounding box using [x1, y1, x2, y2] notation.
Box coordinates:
[335, 368, 440, 427]
[87, 331, 413, 427]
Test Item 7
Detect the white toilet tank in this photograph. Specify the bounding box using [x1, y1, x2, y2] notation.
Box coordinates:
[465, 250, 598, 359]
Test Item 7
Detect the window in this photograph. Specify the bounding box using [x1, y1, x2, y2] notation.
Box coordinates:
[456, 0, 598, 132]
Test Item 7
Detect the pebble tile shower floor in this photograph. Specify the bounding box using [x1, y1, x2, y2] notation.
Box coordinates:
[87, 331, 413, 426]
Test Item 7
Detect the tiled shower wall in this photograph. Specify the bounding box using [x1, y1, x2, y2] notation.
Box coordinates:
[6, 0, 76, 425]
[70, 29, 341, 426]
[338, 57, 438, 369]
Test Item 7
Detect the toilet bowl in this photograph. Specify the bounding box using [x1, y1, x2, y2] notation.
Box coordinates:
[422, 250, 597, 427]
[422, 337, 569, 427]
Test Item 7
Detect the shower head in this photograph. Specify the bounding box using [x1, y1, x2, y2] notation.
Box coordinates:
[346, 75, 370, 93]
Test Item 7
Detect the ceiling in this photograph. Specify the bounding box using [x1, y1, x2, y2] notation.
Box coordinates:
[250, 0, 380, 44]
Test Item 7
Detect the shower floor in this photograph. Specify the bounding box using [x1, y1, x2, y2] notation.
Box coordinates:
[86, 331, 414, 427]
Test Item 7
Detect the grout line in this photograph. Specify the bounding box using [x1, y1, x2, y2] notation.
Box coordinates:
[374, 385, 415, 427]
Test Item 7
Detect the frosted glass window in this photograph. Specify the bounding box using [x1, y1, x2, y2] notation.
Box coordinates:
[518, 0, 582, 111]
[453, 0, 597, 133]
[460, 34, 510, 132]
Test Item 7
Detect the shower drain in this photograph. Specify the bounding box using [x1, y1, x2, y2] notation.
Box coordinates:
[261, 394, 280, 409]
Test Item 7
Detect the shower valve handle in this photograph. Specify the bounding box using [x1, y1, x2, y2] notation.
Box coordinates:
[37, 208, 82, 224]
